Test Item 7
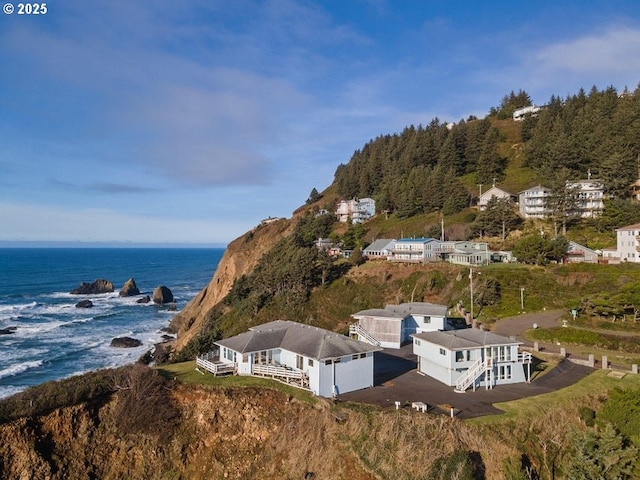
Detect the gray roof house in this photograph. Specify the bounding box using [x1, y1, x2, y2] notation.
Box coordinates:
[210, 320, 381, 398]
[363, 239, 395, 260]
[412, 329, 532, 392]
[350, 302, 463, 349]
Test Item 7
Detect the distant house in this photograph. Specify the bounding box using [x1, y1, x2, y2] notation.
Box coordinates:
[208, 320, 381, 398]
[434, 241, 491, 266]
[412, 329, 532, 392]
[388, 237, 441, 263]
[478, 186, 515, 211]
[608, 223, 640, 264]
[513, 105, 541, 121]
[350, 302, 462, 349]
[571, 177, 604, 218]
[565, 241, 599, 264]
[363, 239, 395, 260]
[519, 185, 551, 219]
[335, 198, 376, 223]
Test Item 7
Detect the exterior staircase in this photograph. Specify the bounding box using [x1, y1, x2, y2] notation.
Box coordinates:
[455, 357, 493, 393]
[349, 323, 381, 347]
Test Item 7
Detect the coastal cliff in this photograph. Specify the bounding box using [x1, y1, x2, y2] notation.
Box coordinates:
[169, 217, 294, 351]
[0, 369, 519, 480]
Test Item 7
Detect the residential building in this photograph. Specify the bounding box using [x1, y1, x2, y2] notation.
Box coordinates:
[350, 302, 463, 349]
[518, 185, 551, 218]
[572, 178, 604, 218]
[512, 105, 541, 121]
[363, 239, 395, 260]
[434, 241, 491, 266]
[478, 186, 515, 211]
[335, 198, 376, 223]
[565, 241, 599, 264]
[388, 237, 441, 263]
[412, 329, 532, 392]
[209, 320, 381, 398]
[612, 223, 640, 263]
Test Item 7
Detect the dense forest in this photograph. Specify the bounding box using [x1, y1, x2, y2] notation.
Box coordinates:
[334, 85, 640, 219]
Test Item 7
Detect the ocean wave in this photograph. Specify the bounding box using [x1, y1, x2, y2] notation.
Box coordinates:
[0, 360, 43, 379]
[0, 385, 27, 400]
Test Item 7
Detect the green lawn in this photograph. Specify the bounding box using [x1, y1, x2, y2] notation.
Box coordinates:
[469, 369, 640, 426]
[157, 361, 318, 404]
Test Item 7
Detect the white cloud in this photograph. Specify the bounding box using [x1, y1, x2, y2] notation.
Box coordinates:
[535, 26, 640, 74]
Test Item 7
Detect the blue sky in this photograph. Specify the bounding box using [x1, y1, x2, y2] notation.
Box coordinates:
[1, 1, 639, 246]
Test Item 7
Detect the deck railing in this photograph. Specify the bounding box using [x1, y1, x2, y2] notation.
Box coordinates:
[349, 323, 381, 346]
[455, 357, 492, 393]
[196, 354, 236, 376]
[252, 364, 309, 389]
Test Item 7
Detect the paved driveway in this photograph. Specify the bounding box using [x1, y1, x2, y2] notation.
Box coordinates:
[338, 340, 594, 419]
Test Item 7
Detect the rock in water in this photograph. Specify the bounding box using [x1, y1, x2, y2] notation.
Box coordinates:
[153, 286, 174, 304]
[75, 300, 94, 308]
[136, 295, 151, 304]
[70, 279, 114, 295]
[119, 278, 140, 297]
[110, 337, 142, 348]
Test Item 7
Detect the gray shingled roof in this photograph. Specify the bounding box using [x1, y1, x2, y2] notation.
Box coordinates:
[352, 302, 448, 319]
[216, 320, 381, 360]
[412, 329, 521, 350]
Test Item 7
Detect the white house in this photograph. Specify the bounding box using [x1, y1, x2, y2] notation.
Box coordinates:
[412, 329, 532, 392]
[210, 320, 381, 398]
[335, 198, 376, 223]
[519, 185, 551, 218]
[363, 238, 395, 260]
[571, 178, 604, 218]
[478, 186, 515, 211]
[388, 237, 441, 263]
[513, 105, 541, 121]
[350, 302, 463, 349]
[611, 223, 640, 263]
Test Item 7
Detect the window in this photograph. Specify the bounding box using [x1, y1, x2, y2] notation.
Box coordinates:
[352, 354, 359, 360]
[308, 359, 314, 367]
[360, 353, 367, 359]
[455, 351, 464, 362]
[424, 317, 431, 324]
[325, 359, 332, 365]
[439, 348, 446, 356]
[414, 339, 421, 346]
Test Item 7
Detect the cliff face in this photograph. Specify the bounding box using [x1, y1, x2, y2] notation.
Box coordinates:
[169, 218, 294, 351]
[0, 385, 378, 480]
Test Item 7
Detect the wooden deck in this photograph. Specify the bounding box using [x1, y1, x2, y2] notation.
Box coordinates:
[196, 352, 236, 376]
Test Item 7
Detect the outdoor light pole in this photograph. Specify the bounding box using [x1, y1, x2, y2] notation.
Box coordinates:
[469, 268, 474, 322]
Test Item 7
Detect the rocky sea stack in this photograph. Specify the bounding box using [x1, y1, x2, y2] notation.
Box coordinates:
[110, 337, 142, 348]
[119, 278, 140, 297]
[75, 300, 93, 308]
[153, 286, 174, 304]
[70, 279, 114, 295]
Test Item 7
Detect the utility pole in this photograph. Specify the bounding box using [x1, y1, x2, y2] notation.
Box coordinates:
[440, 216, 445, 242]
[469, 268, 474, 323]
[520, 287, 525, 310]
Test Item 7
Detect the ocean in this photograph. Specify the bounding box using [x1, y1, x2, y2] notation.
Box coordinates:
[0, 247, 223, 399]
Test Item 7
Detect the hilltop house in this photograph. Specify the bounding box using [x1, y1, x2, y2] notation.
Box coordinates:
[603, 223, 640, 264]
[350, 302, 463, 349]
[412, 329, 532, 392]
[519, 185, 551, 219]
[363, 239, 395, 260]
[434, 241, 491, 266]
[203, 320, 380, 398]
[388, 237, 441, 263]
[565, 241, 599, 264]
[513, 105, 541, 121]
[335, 198, 376, 223]
[478, 186, 515, 211]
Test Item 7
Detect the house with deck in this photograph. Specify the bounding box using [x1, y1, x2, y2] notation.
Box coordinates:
[478, 186, 515, 211]
[433, 241, 491, 266]
[197, 320, 380, 398]
[412, 329, 532, 392]
[363, 238, 395, 260]
[388, 237, 441, 263]
[350, 302, 464, 349]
